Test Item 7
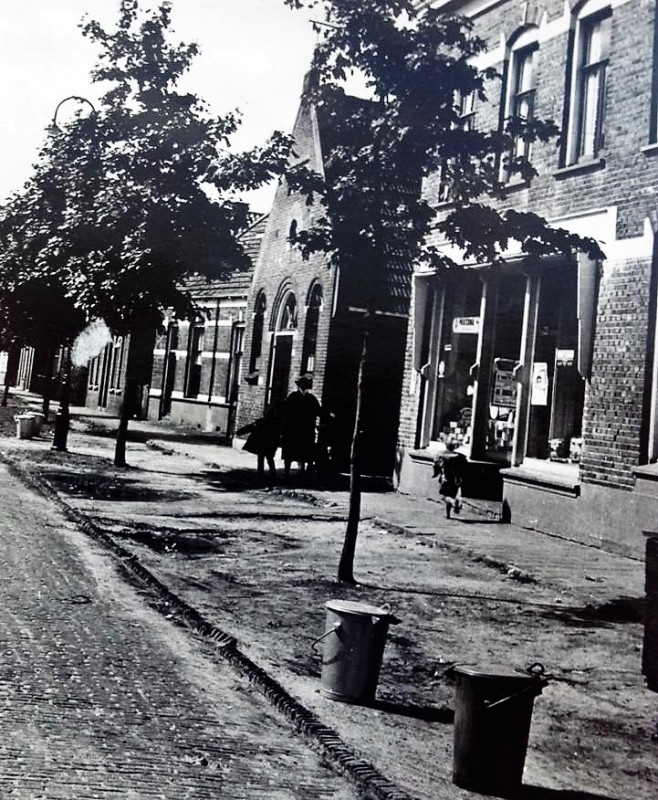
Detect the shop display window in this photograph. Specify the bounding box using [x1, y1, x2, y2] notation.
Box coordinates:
[527, 264, 584, 462]
[484, 274, 526, 462]
[432, 274, 482, 447]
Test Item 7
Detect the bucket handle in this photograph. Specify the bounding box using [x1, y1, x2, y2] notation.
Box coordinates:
[485, 663, 548, 711]
[311, 622, 341, 654]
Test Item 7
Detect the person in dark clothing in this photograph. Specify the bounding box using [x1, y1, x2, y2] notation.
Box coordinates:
[433, 439, 468, 519]
[281, 374, 322, 478]
[236, 401, 282, 485]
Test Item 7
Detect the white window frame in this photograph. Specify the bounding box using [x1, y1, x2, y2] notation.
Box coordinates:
[566, 0, 611, 165]
[503, 28, 539, 182]
[437, 90, 477, 203]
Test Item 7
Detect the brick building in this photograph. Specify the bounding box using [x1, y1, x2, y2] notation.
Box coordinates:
[85, 216, 266, 433]
[145, 215, 266, 435]
[236, 89, 411, 475]
[398, 0, 658, 556]
[85, 325, 155, 421]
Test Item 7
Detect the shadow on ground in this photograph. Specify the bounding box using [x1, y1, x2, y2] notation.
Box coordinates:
[540, 596, 645, 627]
[75, 417, 229, 447]
[44, 470, 195, 503]
[372, 697, 454, 723]
[520, 787, 625, 800]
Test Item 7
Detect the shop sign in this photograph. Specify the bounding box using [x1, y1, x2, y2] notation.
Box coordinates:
[491, 365, 517, 408]
[531, 362, 549, 406]
[555, 349, 575, 367]
[452, 316, 481, 334]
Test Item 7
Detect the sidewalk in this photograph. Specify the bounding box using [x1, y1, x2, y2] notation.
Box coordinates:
[1, 397, 656, 800]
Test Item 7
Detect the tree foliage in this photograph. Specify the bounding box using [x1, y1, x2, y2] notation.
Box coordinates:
[0, 0, 293, 342]
[0, 0, 293, 461]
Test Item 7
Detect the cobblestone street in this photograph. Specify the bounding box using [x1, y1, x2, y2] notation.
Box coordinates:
[0, 462, 356, 799]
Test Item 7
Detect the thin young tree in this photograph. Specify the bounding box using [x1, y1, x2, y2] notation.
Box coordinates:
[284, 0, 605, 583]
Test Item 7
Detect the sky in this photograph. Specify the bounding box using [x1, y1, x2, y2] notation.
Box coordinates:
[0, 0, 320, 213]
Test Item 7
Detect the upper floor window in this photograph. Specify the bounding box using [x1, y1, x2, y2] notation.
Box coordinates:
[504, 31, 538, 181]
[438, 91, 477, 203]
[568, 4, 611, 164]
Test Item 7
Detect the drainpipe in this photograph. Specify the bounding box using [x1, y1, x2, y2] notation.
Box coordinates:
[208, 298, 220, 404]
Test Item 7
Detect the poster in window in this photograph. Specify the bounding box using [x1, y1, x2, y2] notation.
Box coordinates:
[531, 362, 549, 406]
[491, 360, 517, 408]
[555, 349, 575, 367]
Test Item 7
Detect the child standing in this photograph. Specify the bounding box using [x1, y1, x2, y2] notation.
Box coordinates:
[433, 440, 468, 519]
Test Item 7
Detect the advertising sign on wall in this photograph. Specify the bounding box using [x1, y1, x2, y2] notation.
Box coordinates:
[452, 316, 481, 335]
[531, 362, 549, 406]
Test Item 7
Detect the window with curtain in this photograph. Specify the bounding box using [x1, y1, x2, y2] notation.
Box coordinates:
[569, 6, 611, 163]
[505, 41, 538, 179]
[437, 91, 477, 203]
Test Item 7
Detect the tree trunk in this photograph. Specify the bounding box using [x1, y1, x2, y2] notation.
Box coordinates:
[52, 348, 72, 451]
[337, 311, 372, 583]
[114, 374, 137, 468]
[1, 344, 20, 407]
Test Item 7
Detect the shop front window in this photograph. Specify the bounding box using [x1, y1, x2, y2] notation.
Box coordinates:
[527, 264, 584, 462]
[482, 274, 526, 462]
[433, 273, 482, 447]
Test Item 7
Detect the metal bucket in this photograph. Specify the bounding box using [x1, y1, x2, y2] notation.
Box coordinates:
[452, 663, 547, 798]
[15, 414, 35, 440]
[313, 600, 397, 705]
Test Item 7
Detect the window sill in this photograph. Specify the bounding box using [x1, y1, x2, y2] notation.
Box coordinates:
[503, 178, 531, 193]
[554, 158, 605, 179]
[500, 458, 580, 497]
[641, 143, 658, 156]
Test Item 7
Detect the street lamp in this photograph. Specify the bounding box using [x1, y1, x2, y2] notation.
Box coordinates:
[51, 95, 97, 131]
[50, 95, 97, 453]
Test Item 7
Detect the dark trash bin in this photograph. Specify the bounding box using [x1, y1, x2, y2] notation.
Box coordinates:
[313, 600, 398, 705]
[452, 663, 548, 798]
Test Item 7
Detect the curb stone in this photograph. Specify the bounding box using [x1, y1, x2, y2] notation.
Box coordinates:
[0, 447, 420, 800]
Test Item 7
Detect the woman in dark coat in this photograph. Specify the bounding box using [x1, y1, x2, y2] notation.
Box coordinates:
[281, 374, 321, 478]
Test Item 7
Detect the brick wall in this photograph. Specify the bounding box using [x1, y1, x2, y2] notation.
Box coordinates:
[581, 257, 653, 488]
[424, 0, 658, 238]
